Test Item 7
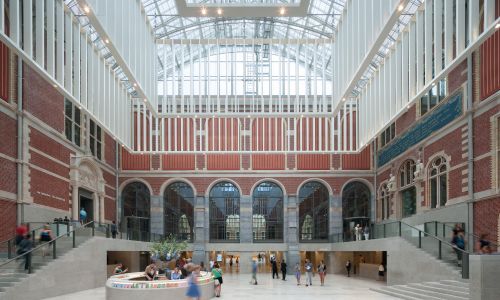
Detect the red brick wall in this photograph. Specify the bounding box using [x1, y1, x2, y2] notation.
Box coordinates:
[473, 106, 498, 157]
[29, 151, 69, 178]
[474, 196, 500, 251]
[396, 104, 416, 135]
[474, 157, 492, 193]
[105, 133, 116, 168]
[0, 112, 17, 158]
[29, 168, 69, 210]
[162, 154, 195, 170]
[0, 198, 16, 243]
[105, 197, 116, 221]
[447, 59, 467, 94]
[297, 154, 330, 170]
[207, 154, 240, 170]
[342, 145, 371, 170]
[121, 149, 150, 170]
[252, 154, 285, 170]
[23, 64, 64, 132]
[480, 29, 500, 100]
[30, 128, 72, 164]
[0, 157, 16, 194]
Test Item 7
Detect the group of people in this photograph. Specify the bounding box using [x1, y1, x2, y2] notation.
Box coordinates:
[14, 223, 53, 271]
[353, 224, 370, 241]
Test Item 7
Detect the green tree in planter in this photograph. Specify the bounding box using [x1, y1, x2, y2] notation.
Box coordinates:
[150, 234, 188, 261]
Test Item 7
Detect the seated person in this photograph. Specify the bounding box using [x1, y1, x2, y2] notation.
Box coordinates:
[171, 267, 181, 280]
[114, 263, 128, 274]
[144, 263, 157, 281]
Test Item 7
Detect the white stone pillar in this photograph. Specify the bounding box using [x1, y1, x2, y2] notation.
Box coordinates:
[99, 194, 105, 224]
[72, 185, 79, 222]
[93, 193, 99, 224]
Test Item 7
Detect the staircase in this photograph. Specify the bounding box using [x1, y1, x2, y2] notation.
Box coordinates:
[371, 280, 470, 300]
[0, 227, 97, 298]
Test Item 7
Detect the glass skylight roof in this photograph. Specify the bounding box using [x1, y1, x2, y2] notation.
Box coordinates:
[185, 0, 299, 4]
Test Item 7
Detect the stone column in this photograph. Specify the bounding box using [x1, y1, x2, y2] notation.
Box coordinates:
[192, 195, 206, 264]
[71, 185, 79, 222]
[99, 194, 105, 224]
[239, 195, 252, 243]
[286, 195, 300, 274]
[330, 194, 343, 241]
[93, 193, 99, 223]
[150, 195, 164, 236]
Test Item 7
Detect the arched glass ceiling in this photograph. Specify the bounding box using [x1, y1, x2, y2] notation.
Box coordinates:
[142, 0, 345, 39]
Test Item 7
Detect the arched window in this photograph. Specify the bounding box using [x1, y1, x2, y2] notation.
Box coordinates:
[342, 181, 371, 240]
[252, 182, 283, 242]
[429, 156, 448, 208]
[122, 182, 151, 241]
[378, 183, 390, 220]
[164, 182, 194, 242]
[400, 160, 416, 188]
[400, 160, 417, 217]
[209, 182, 240, 242]
[298, 181, 329, 242]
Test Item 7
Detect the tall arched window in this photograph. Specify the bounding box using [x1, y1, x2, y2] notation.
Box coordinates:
[122, 182, 151, 241]
[209, 182, 240, 242]
[252, 182, 283, 242]
[164, 182, 194, 242]
[400, 160, 416, 217]
[298, 181, 329, 242]
[378, 183, 390, 220]
[429, 156, 448, 208]
[342, 181, 371, 240]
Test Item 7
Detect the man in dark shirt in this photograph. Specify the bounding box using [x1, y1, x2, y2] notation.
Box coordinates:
[18, 234, 33, 271]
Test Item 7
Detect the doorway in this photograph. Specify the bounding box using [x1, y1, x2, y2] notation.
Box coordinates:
[79, 188, 94, 223]
[208, 251, 241, 273]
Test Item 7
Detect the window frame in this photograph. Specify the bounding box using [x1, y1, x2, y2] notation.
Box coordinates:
[419, 79, 448, 117]
[428, 156, 448, 209]
[64, 99, 81, 147]
[89, 119, 104, 160]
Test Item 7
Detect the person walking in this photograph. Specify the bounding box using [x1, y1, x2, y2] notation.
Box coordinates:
[280, 259, 287, 281]
[294, 262, 301, 285]
[18, 234, 33, 271]
[317, 260, 326, 286]
[271, 257, 279, 279]
[451, 229, 466, 266]
[212, 262, 223, 297]
[39, 224, 53, 257]
[345, 260, 352, 277]
[186, 265, 201, 300]
[15, 223, 28, 246]
[79, 207, 87, 225]
[304, 259, 313, 286]
[251, 260, 258, 285]
[111, 221, 118, 239]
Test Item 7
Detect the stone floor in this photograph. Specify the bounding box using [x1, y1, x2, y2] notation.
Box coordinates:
[42, 273, 400, 300]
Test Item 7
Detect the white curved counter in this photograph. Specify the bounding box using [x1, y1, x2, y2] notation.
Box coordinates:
[106, 271, 215, 300]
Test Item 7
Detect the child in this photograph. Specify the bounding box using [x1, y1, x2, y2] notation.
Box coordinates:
[294, 262, 301, 285]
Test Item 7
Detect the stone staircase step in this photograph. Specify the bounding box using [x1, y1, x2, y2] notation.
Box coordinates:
[439, 280, 470, 288]
[369, 287, 422, 300]
[399, 284, 468, 300]
[418, 282, 469, 294]
[383, 286, 443, 299]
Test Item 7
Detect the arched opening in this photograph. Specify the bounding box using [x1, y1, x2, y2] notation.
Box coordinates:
[209, 181, 240, 242]
[164, 182, 194, 242]
[122, 182, 151, 241]
[298, 181, 329, 242]
[342, 181, 371, 241]
[252, 181, 284, 242]
[400, 160, 417, 217]
[428, 156, 448, 209]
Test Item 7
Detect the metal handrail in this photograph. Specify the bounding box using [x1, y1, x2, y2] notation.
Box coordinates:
[374, 220, 470, 279]
[0, 221, 95, 272]
[425, 221, 499, 249]
[0, 223, 60, 259]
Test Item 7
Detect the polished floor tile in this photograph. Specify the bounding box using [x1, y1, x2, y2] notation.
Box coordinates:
[42, 273, 400, 299]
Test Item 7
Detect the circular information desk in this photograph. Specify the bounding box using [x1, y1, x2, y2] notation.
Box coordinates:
[106, 271, 215, 300]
